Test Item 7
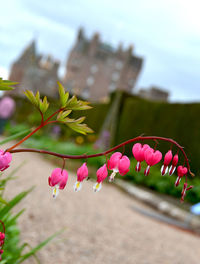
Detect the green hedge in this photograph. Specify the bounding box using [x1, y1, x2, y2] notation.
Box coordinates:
[116, 96, 200, 175]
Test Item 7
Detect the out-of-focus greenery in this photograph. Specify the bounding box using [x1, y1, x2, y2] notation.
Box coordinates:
[23, 135, 105, 168]
[0, 137, 62, 263]
[24, 83, 93, 135]
[10, 95, 109, 138]
[115, 94, 200, 175]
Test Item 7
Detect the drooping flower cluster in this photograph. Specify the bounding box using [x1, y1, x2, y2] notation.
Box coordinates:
[0, 232, 5, 260]
[47, 143, 193, 201]
[0, 150, 12, 172]
[132, 143, 193, 201]
[132, 143, 162, 175]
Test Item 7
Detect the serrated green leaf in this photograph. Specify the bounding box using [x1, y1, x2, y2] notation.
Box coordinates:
[74, 116, 86, 124]
[0, 78, 18, 90]
[63, 116, 85, 124]
[67, 122, 93, 135]
[57, 110, 72, 121]
[35, 91, 40, 105]
[65, 96, 92, 110]
[65, 95, 77, 108]
[58, 82, 69, 107]
[39, 96, 49, 113]
[24, 90, 38, 107]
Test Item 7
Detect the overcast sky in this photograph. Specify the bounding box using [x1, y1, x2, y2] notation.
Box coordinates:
[0, 0, 200, 102]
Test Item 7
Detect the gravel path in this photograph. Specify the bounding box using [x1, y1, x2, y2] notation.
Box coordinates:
[3, 148, 200, 264]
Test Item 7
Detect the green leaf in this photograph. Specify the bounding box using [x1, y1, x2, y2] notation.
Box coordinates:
[0, 187, 34, 219]
[24, 90, 38, 107]
[65, 96, 92, 110]
[0, 196, 8, 205]
[39, 96, 49, 113]
[17, 229, 64, 263]
[67, 122, 93, 135]
[0, 78, 18, 90]
[58, 82, 69, 107]
[65, 116, 86, 124]
[57, 110, 72, 122]
[0, 129, 31, 145]
[6, 209, 25, 227]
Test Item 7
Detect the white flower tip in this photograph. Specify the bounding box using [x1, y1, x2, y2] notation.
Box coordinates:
[52, 186, 59, 199]
[74, 181, 82, 192]
[93, 182, 102, 192]
[109, 171, 116, 182]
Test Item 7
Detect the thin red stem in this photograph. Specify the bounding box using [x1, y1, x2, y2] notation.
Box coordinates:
[5, 108, 64, 152]
[45, 108, 63, 123]
[9, 136, 193, 176]
[5, 125, 44, 152]
[0, 220, 5, 234]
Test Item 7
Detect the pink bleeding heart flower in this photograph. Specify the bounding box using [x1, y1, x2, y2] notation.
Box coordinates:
[169, 154, 178, 176]
[0, 231, 5, 259]
[108, 152, 130, 181]
[118, 156, 130, 176]
[0, 150, 12, 172]
[0, 233, 5, 241]
[161, 150, 173, 176]
[144, 148, 162, 176]
[48, 168, 68, 198]
[181, 183, 193, 202]
[93, 164, 108, 192]
[175, 166, 187, 187]
[74, 162, 88, 192]
[132, 143, 150, 172]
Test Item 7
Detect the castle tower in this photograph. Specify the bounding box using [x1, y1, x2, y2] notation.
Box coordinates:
[64, 28, 143, 102]
[9, 41, 60, 97]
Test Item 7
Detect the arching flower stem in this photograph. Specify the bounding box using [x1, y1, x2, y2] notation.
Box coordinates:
[9, 136, 194, 178]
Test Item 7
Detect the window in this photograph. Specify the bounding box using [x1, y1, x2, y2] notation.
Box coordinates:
[112, 72, 120, 82]
[90, 64, 98, 74]
[109, 83, 116, 92]
[115, 61, 123, 70]
[86, 76, 95, 86]
[82, 87, 90, 99]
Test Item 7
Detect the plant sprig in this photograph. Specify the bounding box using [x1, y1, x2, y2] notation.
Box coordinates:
[0, 78, 18, 91]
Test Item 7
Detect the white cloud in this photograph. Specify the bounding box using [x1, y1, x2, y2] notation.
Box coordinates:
[0, 67, 9, 80]
[0, 0, 200, 102]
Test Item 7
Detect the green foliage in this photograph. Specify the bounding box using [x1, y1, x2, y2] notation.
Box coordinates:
[0, 136, 62, 262]
[24, 82, 93, 135]
[58, 82, 69, 108]
[0, 78, 18, 91]
[23, 135, 105, 168]
[112, 93, 200, 175]
[0, 129, 31, 146]
[24, 90, 49, 113]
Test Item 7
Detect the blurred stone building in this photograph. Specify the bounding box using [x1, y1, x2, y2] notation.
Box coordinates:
[138, 86, 169, 102]
[64, 28, 143, 102]
[9, 41, 59, 97]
